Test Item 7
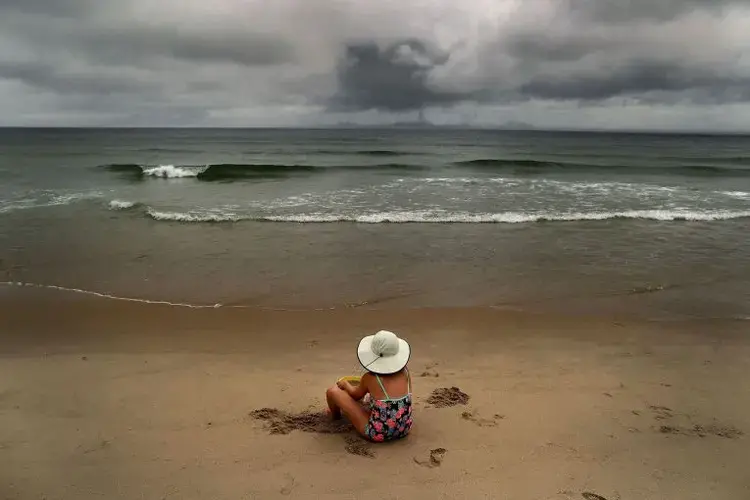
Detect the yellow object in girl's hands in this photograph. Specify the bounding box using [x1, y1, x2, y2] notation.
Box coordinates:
[337, 375, 361, 386]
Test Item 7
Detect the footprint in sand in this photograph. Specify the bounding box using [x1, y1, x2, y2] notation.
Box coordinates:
[581, 493, 609, 500]
[414, 448, 447, 468]
[658, 423, 744, 438]
[279, 473, 295, 495]
[420, 362, 440, 378]
[649, 405, 673, 420]
[343, 435, 375, 458]
[643, 404, 744, 439]
[461, 410, 504, 427]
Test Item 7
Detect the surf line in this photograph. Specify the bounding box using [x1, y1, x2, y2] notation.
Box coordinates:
[0, 281, 368, 312]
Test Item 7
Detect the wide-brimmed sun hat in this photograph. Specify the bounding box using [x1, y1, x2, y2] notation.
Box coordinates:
[357, 330, 410, 375]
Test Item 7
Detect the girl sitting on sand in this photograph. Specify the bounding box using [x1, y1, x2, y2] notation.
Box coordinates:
[326, 330, 412, 442]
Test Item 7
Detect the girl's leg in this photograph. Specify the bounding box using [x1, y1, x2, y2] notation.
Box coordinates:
[325, 386, 370, 435]
[326, 386, 343, 419]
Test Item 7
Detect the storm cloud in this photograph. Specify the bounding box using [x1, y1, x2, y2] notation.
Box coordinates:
[518, 60, 750, 102]
[568, 0, 746, 22]
[1, 0, 749, 129]
[333, 40, 465, 111]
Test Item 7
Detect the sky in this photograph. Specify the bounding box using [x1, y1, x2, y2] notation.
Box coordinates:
[1, 0, 750, 130]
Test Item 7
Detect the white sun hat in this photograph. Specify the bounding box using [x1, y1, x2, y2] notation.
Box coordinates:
[357, 330, 411, 375]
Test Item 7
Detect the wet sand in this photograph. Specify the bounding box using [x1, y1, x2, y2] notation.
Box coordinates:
[1, 288, 749, 499]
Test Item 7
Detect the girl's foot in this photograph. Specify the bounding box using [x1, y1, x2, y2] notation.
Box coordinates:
[326, 408, 342, 420]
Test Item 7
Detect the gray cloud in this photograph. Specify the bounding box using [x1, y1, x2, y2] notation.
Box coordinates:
[0, 0, 91, 16]
[506, 32, 615, 63]
[0, 61, 156, 95]
[518, 60, 750, 102]
[79, 27, 295, 67]
[0, 0, 749, 129]
[332, 39, 467, 111]
[3, 4, 295, 68]
[570, 0, 745, 22]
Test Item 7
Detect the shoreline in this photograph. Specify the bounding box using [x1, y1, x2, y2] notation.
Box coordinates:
[2, 279, 749, 323]
[4, 281, 747, 342]
[2, 288, 749, 499]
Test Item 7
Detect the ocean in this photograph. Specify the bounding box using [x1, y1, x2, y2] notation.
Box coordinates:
[1, 128, 748, 319]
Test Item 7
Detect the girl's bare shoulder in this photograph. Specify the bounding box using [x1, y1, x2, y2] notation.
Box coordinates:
[360, 371, 376, 388]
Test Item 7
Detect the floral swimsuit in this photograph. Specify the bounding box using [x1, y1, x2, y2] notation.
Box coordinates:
[364, 370, 413, 442]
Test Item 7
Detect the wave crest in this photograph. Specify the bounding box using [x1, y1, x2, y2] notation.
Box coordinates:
[108, 199, 139, 210]
[261, 210, 750, 223]
[143, 165, 201, 178]
[136, 208, 750, 224]
[100, 162, 427, 181]
[146, 208, 242, 222]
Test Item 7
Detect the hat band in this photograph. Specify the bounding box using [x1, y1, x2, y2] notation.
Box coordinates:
[362, 352, 382, 369]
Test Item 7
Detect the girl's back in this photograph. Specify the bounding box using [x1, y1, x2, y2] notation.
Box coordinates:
[363, 369, 409, 401]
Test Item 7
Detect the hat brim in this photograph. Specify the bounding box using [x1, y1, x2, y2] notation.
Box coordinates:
[357, 335, 411, 375]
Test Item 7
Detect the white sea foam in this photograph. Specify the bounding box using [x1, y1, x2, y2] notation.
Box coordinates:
[261, 213, 346, 223]
[50, 192, 100, 204]
[0, 199, 38, 214]
[0, 281, 341, 311]
[0, 191, 102, 214]
[108, 199, 137, 210]
[720, 191, 750, 200]
[0, 281, 223, 308]
[142, 165, 202, 178]
[304, 209, 750, 223]
[146, 208, 241, 222]
[141, 208, 750, 224]
[410, 177, 687, 200]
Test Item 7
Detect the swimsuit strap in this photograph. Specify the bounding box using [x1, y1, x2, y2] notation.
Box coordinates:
[374, 374, 390, 400]
[405, 367, 412, 394]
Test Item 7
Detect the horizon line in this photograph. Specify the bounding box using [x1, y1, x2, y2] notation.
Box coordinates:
[0, 125, 749, 136]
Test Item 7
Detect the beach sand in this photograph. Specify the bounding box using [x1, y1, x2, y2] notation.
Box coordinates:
[1, 289, 749, 500]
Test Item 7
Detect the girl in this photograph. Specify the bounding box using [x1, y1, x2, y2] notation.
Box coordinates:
[326, 330, 412, 442]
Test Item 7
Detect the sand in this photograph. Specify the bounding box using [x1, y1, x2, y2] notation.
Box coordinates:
[1, 288, 749, 499]
[426, 387, 470, 407]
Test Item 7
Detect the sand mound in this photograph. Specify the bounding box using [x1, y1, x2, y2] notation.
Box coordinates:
[427, 387, 470, 407]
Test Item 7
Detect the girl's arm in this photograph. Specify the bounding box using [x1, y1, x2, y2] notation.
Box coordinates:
[338, 373, 371, 401]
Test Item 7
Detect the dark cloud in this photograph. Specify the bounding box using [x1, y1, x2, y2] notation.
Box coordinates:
[569, 0, 743, 22]
[0, 61, 156, 95]
[331, 39, 467, 111]
[518, 60, 750, 102]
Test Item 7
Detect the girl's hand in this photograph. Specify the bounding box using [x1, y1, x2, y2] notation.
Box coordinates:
[336, 379, 350, 391]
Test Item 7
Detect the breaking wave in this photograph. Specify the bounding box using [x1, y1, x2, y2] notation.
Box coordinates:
[136, 208, 750, 224]
[100, 162, 426, 181]
[108, 199, 139, 210]
[141, 165, 199, 178]
[101, 159, 750, 180]
[146, 208, 242, 222]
